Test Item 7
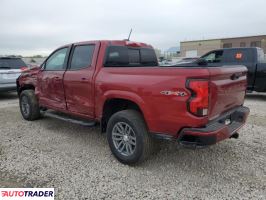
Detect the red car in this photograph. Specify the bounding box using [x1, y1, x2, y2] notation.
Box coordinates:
[17, 40, 249, 164]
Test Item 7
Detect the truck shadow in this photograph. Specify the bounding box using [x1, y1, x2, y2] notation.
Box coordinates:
[246, 93, 266, 101]
[0, 92, 18, 101]
[136, 140, 252, 182]
[2, 103, 260, 189]
[147, 140, 235, 164]
[30, 115, 257, 185]
[39, 116, 244, 171]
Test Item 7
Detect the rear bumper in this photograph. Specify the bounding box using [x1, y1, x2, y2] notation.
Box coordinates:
[177, 106, 250, 146]
[0, 83, 17, 92]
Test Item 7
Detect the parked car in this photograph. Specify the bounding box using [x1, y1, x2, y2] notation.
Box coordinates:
[193, 47, 266, 93]
[159, 59, 175, 66]
[176, 57, 199, 64]
[17, 40, 249, 164]
[0, 57, 28, 92]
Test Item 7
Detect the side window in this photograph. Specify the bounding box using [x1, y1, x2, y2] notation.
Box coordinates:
[45, 48, 68, 70]
[70, 45, 95, 70]
[202, 51, 223, 63]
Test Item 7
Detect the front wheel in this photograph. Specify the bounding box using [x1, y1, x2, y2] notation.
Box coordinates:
[107, 110, 155, 165]
[19, 90, 40, 121]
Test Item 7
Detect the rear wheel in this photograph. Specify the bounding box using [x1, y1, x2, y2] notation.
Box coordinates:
[107, 110, 156, 165]
[19, 90, 40, 121]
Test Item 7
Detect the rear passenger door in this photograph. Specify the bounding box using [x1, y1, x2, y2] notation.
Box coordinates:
[63, 42, 99, 117]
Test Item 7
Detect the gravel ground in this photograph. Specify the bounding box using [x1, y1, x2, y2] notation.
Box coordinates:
[0, 92, 265, 199]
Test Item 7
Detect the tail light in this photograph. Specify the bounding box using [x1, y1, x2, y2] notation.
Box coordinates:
[20, 66, 28, 71]
[187, 79, 209, 117]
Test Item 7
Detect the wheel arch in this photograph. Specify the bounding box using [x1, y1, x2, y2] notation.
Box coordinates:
[17, 83, 35, 96]
[99, 91, 150, 133]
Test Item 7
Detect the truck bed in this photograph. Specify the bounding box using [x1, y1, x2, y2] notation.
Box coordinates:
[95, 65, 247, 136]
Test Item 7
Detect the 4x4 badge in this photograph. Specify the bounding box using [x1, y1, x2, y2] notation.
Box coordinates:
[160, 91, 188, 96]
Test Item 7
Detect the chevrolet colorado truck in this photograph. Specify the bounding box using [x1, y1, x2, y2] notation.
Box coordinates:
[17, 40, 250, 164]
[200, 47, 266, 93]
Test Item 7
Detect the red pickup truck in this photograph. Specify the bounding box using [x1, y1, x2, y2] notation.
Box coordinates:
[17, 40, 249, 164]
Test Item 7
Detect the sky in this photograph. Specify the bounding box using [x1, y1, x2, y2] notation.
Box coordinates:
[0, 0, 266, 56]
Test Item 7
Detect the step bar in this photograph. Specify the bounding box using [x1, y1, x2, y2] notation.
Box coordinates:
[43, 111, 96, 127]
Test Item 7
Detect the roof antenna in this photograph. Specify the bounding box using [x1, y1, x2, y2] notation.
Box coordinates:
[127, 28, 133, 41]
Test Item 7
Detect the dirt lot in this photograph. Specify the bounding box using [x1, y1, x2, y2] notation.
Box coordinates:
[0, 92, 265, 199]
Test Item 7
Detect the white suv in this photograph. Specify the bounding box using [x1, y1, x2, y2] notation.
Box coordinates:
[0, 57, 28, 92]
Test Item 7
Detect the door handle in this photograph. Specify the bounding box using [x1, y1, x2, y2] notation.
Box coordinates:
[54, 77, 61, 81]
[231, 73, 240, 80]
[81, 77, 88, 81]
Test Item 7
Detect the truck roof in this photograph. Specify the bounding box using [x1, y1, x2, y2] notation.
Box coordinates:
[215, 47, 262, 51]
[58, 40, 153, 49]
[0, 56, 23, 59]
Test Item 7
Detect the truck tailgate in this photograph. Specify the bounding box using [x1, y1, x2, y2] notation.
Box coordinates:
[208, 66, 247, 120]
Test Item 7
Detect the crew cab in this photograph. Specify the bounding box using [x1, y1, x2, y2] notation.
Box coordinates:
[201, 47, 266, 92]
[17, 40, 249, 164]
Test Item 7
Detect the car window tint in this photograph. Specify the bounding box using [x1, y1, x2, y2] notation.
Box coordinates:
[45, 48, 68, 70]
[105, 46, 158, 67]
[140, 48, 158, 66]
[202, 51, 223, 63]
[105, 46, 129, 66]
[0, 58, 26, 69]
[0, 60, 8, 68]
[70, 45, 95, 70]
[128, 49, 140, 64]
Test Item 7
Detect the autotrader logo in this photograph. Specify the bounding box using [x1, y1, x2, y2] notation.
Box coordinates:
[0, 188, 54, 199]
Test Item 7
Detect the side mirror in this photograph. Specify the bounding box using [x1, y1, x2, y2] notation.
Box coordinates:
[196, 58, 208, 66]
[31, 65, 41, 69]
[40, 63, 45, 70]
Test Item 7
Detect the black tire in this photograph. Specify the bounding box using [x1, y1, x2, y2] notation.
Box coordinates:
[19, 90, 40, 121]
[107, 110, 155, 165]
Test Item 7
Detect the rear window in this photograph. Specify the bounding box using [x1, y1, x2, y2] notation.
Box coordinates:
[128, 49, 140, 64]
[0, 58, 27, 69]
[104, 46, 158, 67]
